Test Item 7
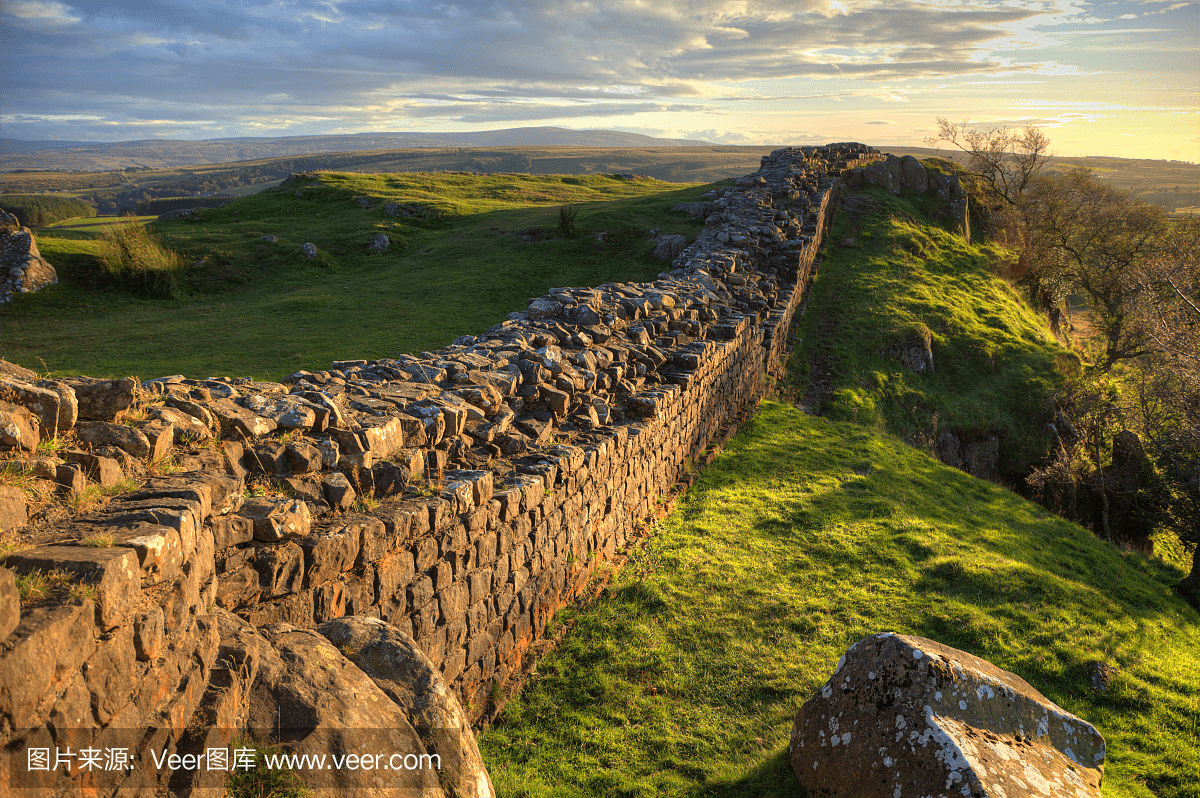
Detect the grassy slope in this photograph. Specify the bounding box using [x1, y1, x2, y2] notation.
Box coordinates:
[479, 403, 1199, 798]
[478, 186, 1199, 797]
[786, 184, 1071, 482]
[1, 172, 709, 381]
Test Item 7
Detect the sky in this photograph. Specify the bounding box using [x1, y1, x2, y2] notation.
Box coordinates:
[1, 0, 1197, 162]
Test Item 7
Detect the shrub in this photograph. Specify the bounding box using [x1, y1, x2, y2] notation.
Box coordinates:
[558, 203, 579, 238]
[95, 217, 186, 298]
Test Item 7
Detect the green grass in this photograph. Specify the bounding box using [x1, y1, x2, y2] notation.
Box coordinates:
[41, 214, 159, 231]
[788, 184, 1073, 481]
[479, 402, 1200, 798]
[1, 171, 711, 381]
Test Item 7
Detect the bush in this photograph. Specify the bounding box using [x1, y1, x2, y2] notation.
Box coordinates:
[0, 195, 96, 228]
[95, 217, 185, 298]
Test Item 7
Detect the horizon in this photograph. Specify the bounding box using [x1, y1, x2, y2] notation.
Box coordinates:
[2, 2, 1197, 163]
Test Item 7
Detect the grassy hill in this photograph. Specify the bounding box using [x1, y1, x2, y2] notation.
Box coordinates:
[478, 403, 1198, 798]
[786, 183, 1069, 483]
[0, 171, 712, 380]
[477, 182, 1199, 798]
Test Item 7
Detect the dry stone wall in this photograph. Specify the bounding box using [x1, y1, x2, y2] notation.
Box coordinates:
[0, 143, 879, 795]
[0, 210, 58, 305]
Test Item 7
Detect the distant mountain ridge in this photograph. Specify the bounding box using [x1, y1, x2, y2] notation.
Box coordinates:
[0, 127, 712, 171]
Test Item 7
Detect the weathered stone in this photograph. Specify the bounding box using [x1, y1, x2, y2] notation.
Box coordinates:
[2, 545, 139, 630]
[254, 541, 306, 596]
[245, 624, 444, 793]
[62, 449, 125, 487]
[208, 398, 277, 439]
[239, 497, 312, 541]
[651, 234, 688, 261]
[150, 404, 213, 445]
[60, 376, 140, 421]
[0, 566, 19, 640]
[0, 601, 95, 729]
[318, 615, 495, 798]
[790, 632, 1105, 798]
[0, 400, 39, 451]
[0, 377, 62, 440]
[883, 324, 934, 375]
[133, 607, 165, 661]
[0, 485, 27, 533]
[0, 219, 58, 303]
[74, 420, 152, 459]
[54, 463, 87, 496]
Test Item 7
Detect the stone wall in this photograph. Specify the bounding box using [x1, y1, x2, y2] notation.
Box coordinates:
[0, 210, 58, 305]
[0, 143, 880, 795]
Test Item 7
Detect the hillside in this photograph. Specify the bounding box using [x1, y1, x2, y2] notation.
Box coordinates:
[0, 146, 777, 216]
[788, 180, 1067, 483]
[0, 171, 713, 379]
[0, 127, 712, 171]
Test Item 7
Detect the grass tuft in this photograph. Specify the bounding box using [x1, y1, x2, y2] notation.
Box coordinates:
[94, 216, 186, 298]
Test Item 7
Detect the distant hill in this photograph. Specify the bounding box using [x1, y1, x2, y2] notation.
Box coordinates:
[0, 127, 712, 172]
[0, 139, 106, 153]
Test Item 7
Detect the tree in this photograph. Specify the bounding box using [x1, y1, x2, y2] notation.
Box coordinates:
[1022, 168, 1168, 371]
[926, 118, 1050, 207]
[1126, 218, 1200, 603]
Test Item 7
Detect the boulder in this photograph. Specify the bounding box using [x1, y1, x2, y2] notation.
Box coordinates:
[790, 632, 1105, 798]
[883, 324, 934, 375]
[245, 623, 444, 795]
[318, 616, 495, 798]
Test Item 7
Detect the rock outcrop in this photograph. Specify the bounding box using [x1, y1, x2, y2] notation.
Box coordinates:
[791, 632, 1105, 798]
[0, 210, 58, 304]
[843, 155, 970, 240]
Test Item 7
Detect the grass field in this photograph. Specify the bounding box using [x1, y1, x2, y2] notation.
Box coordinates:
[1, 171, 711, 380]
[478, 403, 1199, 798]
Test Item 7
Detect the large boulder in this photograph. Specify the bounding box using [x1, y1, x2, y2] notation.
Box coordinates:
[246, 623, 445, 795]
[791, 632, 1105, 798]
[318, 616, 495, 798]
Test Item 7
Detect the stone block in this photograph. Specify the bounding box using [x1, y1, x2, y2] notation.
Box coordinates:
[0, 376, 62, 440]
[60, 376, 139, 422]
[239, 497, 311, 541]
[3, 545, 139, 630]
[0, 485, 27, 532]
[0, 400, 40, 451]
[790, 632, 1105, 798]
[254, 541, 305, 596]
[0, 601, 95, 729]
[299, 525, 361, 588]
[0, 566, 19, 640]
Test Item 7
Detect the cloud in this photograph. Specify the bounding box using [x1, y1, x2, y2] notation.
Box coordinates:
[0, 0, 1098, 140]
[865, 120, 897, 125]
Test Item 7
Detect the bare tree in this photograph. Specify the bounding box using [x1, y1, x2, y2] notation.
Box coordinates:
[1022, 168, 1168, 371]
[926, 118, 1050, 207]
